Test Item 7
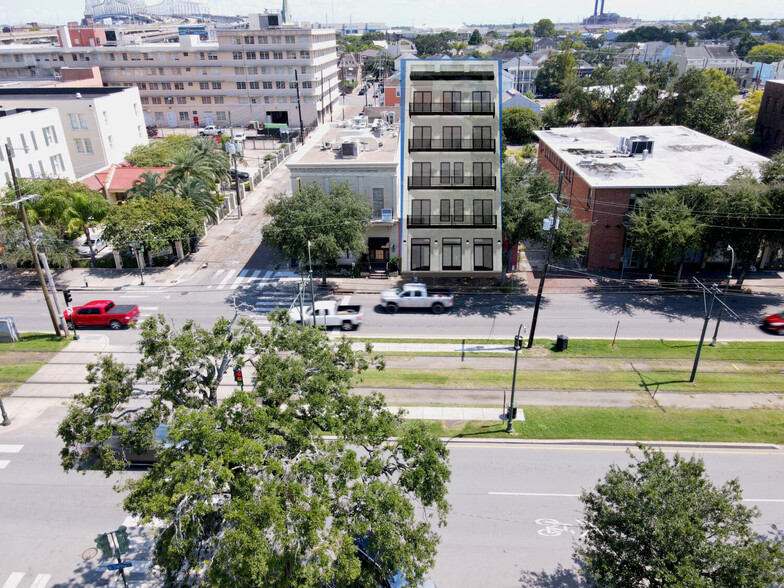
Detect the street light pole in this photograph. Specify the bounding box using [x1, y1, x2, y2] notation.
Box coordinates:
[307, 240, 316, 321]
[5, 145, 62, 337]
[710, 244, 734, 346]
[294, 69, 305, 146]
[526, 171, 564, 349]
[506, 324, 526, 434]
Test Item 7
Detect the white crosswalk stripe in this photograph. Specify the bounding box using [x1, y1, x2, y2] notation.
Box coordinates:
[2, 573, 50, 588]
[0, 445, 22, 472]
[209, 268, 280, 290]
[0, 460, 10, 470]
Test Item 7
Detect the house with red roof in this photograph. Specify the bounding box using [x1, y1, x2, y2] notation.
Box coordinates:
[79, 164, 172, 204]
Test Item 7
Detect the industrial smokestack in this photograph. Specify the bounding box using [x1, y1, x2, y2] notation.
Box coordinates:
[593, 0, 598, 17]
[600, 0, 605, 15]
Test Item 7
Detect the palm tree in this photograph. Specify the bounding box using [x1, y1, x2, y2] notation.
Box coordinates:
[65, 191, 111, 268]
[126, 171, 164, 200]
[190, 137, 230, 183]
[170, 175, 222, 223]
[165, 147, 216, 187]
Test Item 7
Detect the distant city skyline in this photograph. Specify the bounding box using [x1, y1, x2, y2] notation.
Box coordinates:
[0, 0, 781, 29]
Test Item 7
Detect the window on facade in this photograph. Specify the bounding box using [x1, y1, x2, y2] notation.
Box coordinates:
[149, 82, 159, 90]
[412, 126, 431, 150]
[473, 199, 493, 225]
[372, 188, 384, 218]
[164, 97, 174, 104]
[453, 199, 464, 222]
[29, 131, 37, 151]
[412, 162, 431, 188]
[411, 238, 431, 271]
[412, 90, 431, 113]
[453, 162, 464, 184]
[202, 97, 212, 104]
[199, 81, 209, 89]
[302, 81, 312, 88]
[247, 66, 258, 74]
[176, 97, 187, 104]
[442, 238, 462, 270]
[216, 111, 227, 122]
[138, 82, 147, 90]
[257, 36, 268, 44]
[276, 81, 286, 89]
[260, 51, 270, 59]
[237, 81, 247, 89]
[42, 126, 55, 146]
[285, 35, 296, 43]
[287, 51, 297, 59]
[151, 97, 162, 104]
[411, 199, 430, 224]
[439, 199, 450, 222]
[440, 162, 451, 185]
[174, 82, 184, 90]
[300, 50, 310, 58]
[273, 51, 283, 60]
[74, 138, 93, 154]
[50, 155, 61, 173]
[179, 111, 189, 121]
[244, 36, 254, 44]
[68, 113, 88, 130]
[233, 51, 243, 60]
[443, 126, 460, 149]
[472, 126, 492, 150]
[472, 90, 492, 113]
[214, 96, 224, 104]
[262, 81, 273, 89]
[473, 238, 493, 271]
[473, 162, 492, 186]
[161, 82, 171, 90]
[146, 68, 156, 75]
[443, 90, 461, 112]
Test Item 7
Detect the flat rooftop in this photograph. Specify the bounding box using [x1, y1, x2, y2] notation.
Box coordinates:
[535, 126, 770, 189]
[288, 126, 399, 166]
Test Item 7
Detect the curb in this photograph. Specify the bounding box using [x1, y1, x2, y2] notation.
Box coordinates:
[438, 437, 782, 450]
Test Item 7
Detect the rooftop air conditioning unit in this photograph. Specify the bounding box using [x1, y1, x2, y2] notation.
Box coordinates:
[622, 135, 654, 155]
[340, 141, 359, 158]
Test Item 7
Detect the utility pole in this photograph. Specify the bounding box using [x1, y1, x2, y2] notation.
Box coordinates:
[307, 240, 317, 321]
[294, 69, 305, 146]
[526, 171, 564, 349]
[691, 279, 737, 382]
[5, 144, 62, 337]
[38, 252, 69, 337]
[710, 243, 734, 346]
[506, 324, 526, 433]
[226, 141, 243, 218]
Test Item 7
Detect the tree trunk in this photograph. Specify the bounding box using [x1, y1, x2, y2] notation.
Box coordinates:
[676, 261, 684, 283]
[736, 266, 747, 286]
[84, 225, 97, 268]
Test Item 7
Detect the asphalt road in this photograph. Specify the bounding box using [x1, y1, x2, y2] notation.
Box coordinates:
[1, 281, 781, 345]
[1, 407, 782, 587]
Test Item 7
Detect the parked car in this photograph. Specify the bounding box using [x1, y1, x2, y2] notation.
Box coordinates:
[79, 424, 173, 467]
[64, 300, 140, 330]
[762, 311, 784, 334]
[76, 233, 108, 257]
[199, 125, 225, 136]
[288, 300, 363, 330]
[739, 88, 750, 96]
[359, 88, 367, 95]
[146, 124, 159, 137]
[354, 535, 437, 588]
[380, 283, 454, 314]
[228, 168, 250, 180]
[232, 132, 246, 142]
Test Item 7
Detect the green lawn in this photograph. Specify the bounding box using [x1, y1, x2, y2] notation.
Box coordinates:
[358, 338, 784, 361]
[0, 333, 71, 352]
[361, 368, 784, 394]
[420, 407, 784, 444]
[0, 363, 46, 382]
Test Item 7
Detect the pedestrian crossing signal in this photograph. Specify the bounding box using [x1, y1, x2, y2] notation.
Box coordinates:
[95, 533, 113, 559]
[233, 368, 243, 386]
[63, 289, 72, 306]
[115, 526, 130, 555]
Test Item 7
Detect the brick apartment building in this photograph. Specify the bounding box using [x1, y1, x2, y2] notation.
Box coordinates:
[756, 79, 784, 155]
[534, 126, 769, 271]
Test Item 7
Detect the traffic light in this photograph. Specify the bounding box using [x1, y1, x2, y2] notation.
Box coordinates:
[139, 243, 145, 253]
[115, 526, 130, 555]
[95, 533, 114, 559]
[129, 244, 135, 255]
[233, 367, 243, 387]
[62, 289, 72, 306]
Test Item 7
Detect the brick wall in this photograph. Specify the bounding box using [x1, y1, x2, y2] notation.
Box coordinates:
[756, 81, 784, 155]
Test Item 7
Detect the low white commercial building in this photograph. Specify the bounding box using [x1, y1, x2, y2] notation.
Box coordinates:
[0, 107, 75, 183]
[0, 86, 147, 178]
[286, 118, 400, 268]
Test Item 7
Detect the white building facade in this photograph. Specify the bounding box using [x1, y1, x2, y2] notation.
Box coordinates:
[0, 87, 147, 178]
[400, 59, 503, 277]
[0, 13, 339, 130]
[0, 107, 75, 183]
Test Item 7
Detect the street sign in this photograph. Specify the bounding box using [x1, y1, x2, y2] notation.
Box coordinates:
[107, 562, 133, 571]
[381, 209, 392, 223]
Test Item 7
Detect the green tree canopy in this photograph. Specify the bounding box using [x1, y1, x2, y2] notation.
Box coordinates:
[532, 18, 555, 39]
[58, 315, 451, 587]
[64, 191, 111, 267]
[412, 33, 451, 56]
[124, 135, 192, 167]
[502, 106, 541, 144]
[534, 52, 577, 97]
[468, 29, 483, 45]
[102, 193, 204, 252]
[504, 36, 533, 53]
[745, 42, 784, 63]
[263, 182, 371, 279]
[577, 445, 784, 587]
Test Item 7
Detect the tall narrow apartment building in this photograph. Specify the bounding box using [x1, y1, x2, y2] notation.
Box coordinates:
[400, 59, 503, 277]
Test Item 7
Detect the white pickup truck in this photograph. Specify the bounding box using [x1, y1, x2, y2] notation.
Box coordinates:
[198, 125, 226, 137]
[289, 301, 363, 330]
[380, 283, 454, 314]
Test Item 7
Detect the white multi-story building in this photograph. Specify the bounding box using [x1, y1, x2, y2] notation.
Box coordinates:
[0, 12, 339, 130]
[400, 59, 503, 277]
[0, 87, 147, 178]
[286, 120, 400, 267]
[0, 107, 75, 183]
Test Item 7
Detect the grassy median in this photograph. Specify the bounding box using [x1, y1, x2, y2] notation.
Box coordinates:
[421, 406, 784, 444]
[0, 334, 70, 396]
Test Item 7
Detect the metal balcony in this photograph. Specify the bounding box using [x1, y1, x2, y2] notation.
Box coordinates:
[408, 102, 495, 116]
[408, 139, 496, 152]
[407, 175, 497, 190]
[407, 214, 497, 228]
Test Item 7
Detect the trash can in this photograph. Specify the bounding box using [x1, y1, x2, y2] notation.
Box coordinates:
[555, 334, 569, 352]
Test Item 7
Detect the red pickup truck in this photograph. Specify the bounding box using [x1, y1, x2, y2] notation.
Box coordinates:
[64, 300, 140, 330]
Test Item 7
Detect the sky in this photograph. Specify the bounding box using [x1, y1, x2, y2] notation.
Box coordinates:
[0, 0, 781, 28]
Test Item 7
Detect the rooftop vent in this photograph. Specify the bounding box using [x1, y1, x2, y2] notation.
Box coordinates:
[340, 141, 359, 159]
[619, 135, 654, 156]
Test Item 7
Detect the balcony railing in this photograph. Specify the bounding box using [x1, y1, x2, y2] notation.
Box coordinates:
[408, 102, 495, 116]
[408, 175, 497, 190]
[408, 139, 496, 152]
[407, 214, 497, 228]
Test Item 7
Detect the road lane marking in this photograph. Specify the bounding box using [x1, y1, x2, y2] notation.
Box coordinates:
[0, 460, 10, 469]
[139, 307, 159, 311]
[216, 269, 238, 290]
[455, 444, 784, 456]
[340, 295, 351, 305]
[29, 575, 51, 588]
[744, 498, 784, 503]
[489, 492, 579, 497]
[2, 573, 25, 588]
[0, 445, 23, 453]
[229, 269, 250, 289]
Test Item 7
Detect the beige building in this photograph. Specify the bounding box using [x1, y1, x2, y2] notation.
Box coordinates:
[0, 12, 339, 130]
[286, 119, 400, 268]
[401, 59, 503, 276]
